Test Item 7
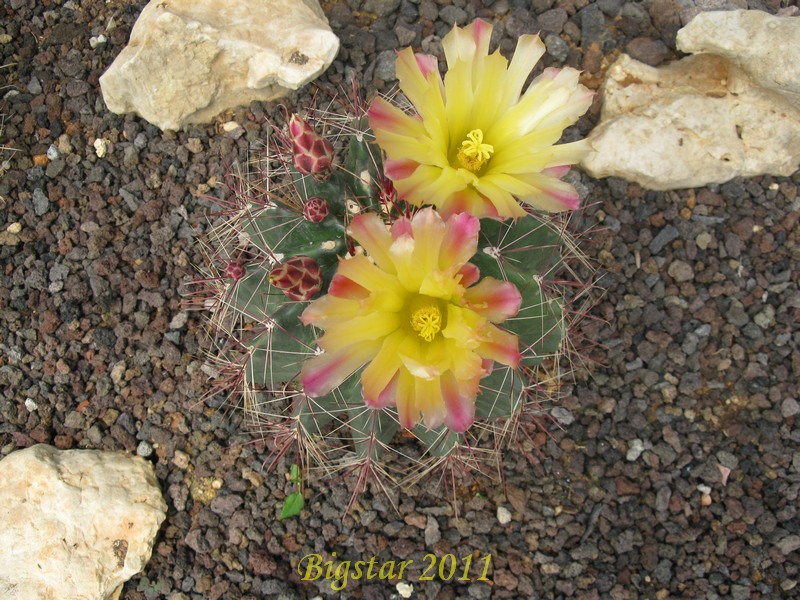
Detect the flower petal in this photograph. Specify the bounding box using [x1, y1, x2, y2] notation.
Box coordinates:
[301, 341, 382, 398]
[498, 34, 545, 112]
[439, 212, 480, 270]
[348, 213, 395, 273]
[442, 18, 492, 69]
[441, 370, 475, 433]
[458, 262, 481, 287]
[328, 274, 370, 299]
[463, 277, 522, 322]
[395, 47, 447, 140]
[316, 311, 400, 353]
[384, 158, 421, 181]
[300, 294, 360, 326]
[410, 207, 446, 276]
[477, 325, 521, 368]
[395, 368, 420, 429]
[415, 376, 446, 430]
[361, 331, 405, 407]
[487, 171, 581, 212]
[335, 255, 405, 295]
[471, 177, 528, 218]
[368, 96, 426, 138]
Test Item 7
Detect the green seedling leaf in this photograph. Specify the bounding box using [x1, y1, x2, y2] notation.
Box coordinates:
[280, 491, 304, 519]
[290, 463, 301, 484]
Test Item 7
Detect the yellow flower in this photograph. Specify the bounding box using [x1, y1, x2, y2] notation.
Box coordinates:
[300, 208, 522, 432]
[369, 19, 593, 219]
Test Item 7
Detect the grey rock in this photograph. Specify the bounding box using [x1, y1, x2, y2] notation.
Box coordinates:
[363, 0, 401, 17]
[538, 8, 568, 33]
[545, 34, 569, 62]
[373, 49, 397, 81]
[667, 260, 694, 282]
[781, 398, 800, 418]
[32, 188, 49, 216]
[424, 515, 441, 546]
[579, 4, 607, 47]
[551, 407, 575, 426]
[439, 5, 467, 26]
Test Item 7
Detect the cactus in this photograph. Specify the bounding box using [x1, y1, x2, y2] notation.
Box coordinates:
[191, 98, 590, 508]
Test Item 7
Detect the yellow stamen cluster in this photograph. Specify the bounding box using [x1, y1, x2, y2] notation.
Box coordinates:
[410, 305, 442, 342]
[457, 129, 494, 173]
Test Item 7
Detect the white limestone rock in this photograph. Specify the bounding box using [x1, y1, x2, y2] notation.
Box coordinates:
[0, 444, 167, 600]
[677, 10, 800, 104]
[581, 10, 800, 190]
[99, 0, 339, 131]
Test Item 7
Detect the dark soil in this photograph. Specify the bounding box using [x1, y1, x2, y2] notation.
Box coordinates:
[1, 1, 798, 599]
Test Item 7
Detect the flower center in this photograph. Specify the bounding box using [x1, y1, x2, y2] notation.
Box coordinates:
[457, 129, 494, 173]
[410, 304, 442, 342]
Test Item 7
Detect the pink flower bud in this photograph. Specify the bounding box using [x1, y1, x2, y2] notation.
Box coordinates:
[268, 255, 323, 301]
[223, 261, 246, 281]
[289, 114, 334, 177]
[303, 197, 330, 223]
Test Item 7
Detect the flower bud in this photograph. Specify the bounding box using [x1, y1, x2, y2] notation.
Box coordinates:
[303, 197, 330, 223]
[289, 114, 334, 177]
[268, 255, 322, 301]
[223, 261, 246, 281]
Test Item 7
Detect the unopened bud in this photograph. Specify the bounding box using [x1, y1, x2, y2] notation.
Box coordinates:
[289, 114, 334, 177]
[303, 197, 330, 223]
[224, 261, 246, 281]
[268, 255, 322, 301]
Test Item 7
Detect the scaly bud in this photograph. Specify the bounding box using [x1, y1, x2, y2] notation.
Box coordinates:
[303, 197, 330, 223]
[224, 261, 246, 281]
[289, 114, 334, 177]
[268, 255, 322, 302]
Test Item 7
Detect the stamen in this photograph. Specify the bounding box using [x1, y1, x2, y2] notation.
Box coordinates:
[457, 129, 494, 173]
[410, 305, 442, 342]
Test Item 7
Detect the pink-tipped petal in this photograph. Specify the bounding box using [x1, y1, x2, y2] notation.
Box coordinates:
[384, 158, 421, 181]
[458, 262, 481, 287]
[478, 325, 522, 369]
[300, 295, 359, 326]
[439, 212, 480, 270]
[391, 217, 414, 240]
[348, 213, 395, 272]
[361, 331, 405, 406]
[328, 274, 370, 299]
[366, 371, 399, 409]
[415, 376, 446, 430]
[414, 52, 439, 78]
[301, 342, 381, 398]
[395, 369, 419, 429]
[410, 207, 446, 276]
[543, 187, 580, 211]
[463, 277, 522, 322]
[441, 371, 475, 433]
[541, 164, 572, 178]
[470, 18, 491, 54]
[368, 97, 425, 138]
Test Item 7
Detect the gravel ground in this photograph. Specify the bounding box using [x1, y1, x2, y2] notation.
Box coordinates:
[1, 1, 799, 599]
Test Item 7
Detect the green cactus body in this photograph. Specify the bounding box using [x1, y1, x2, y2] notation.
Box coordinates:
[196, 108, 581, 501]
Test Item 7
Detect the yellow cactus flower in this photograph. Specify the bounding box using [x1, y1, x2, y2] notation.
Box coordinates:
[369, 19, 593, 219]
[299, 208, 522, 432]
